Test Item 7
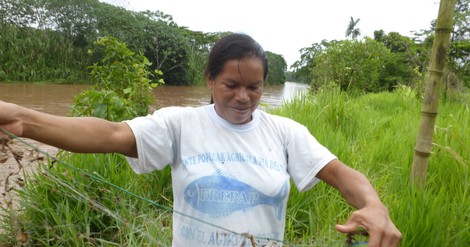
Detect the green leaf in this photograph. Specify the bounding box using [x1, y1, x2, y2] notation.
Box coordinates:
[123, 87, 132, 94]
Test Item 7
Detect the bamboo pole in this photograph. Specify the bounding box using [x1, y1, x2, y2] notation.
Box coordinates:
[410, 0, 457, 188]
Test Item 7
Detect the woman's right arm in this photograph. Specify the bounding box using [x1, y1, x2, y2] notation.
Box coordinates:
[0, 101, 137, 157]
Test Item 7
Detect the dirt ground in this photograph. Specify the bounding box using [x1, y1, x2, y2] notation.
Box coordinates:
[0, 138, 58, 211]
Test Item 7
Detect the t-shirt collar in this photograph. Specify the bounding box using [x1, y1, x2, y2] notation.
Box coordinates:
[208, 104, 260, 132]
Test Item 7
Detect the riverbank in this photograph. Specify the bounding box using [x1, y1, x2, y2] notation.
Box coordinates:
[1, 138, 58, 210]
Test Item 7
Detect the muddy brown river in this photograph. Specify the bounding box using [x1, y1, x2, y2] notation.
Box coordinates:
[0, 82, 308, 115]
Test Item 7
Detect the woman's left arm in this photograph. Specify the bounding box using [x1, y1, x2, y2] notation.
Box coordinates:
[316, 159, 402, 247]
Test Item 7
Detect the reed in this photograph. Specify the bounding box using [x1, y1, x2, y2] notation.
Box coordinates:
[1, 87, 468, 246]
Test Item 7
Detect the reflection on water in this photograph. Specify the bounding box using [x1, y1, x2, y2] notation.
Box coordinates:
[261, 82, 309, 109]
[0, 82, 309, 116]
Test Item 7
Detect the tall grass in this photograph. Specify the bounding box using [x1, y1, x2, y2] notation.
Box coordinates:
[272, 86, 469, 246]
[1, 87, 468, 246]
[1, 153, 173, 246]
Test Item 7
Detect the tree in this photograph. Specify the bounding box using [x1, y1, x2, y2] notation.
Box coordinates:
[374, 30, 427, 90]
[448, 0, 470, 89]
[266, 51, 287, 84]
[452, 0, 470, 41]
[310, 38, 392, 92]
[139, 18, 191, 85]
[178, 30, 227, 85]
[411, 0, 469, 91]
[0, 0, 37, 27]
[291, 41, 329, 83]
[90, 4, 194, 85]
[345, 17, 361, 39]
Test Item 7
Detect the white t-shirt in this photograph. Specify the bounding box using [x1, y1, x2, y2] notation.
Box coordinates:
[125, 105, 337, 247]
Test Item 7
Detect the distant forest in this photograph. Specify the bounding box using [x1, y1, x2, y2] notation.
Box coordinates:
[0, 0, 468, 93]
[0, 0, 287, 85]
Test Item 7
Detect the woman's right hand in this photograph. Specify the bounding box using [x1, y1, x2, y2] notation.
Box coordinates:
[0, 100, 24, 138]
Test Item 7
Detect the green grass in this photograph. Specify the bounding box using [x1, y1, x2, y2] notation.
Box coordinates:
[273, 86, 469, 246]
[1, 153, 173, 246]
[1, 86, 469, 246]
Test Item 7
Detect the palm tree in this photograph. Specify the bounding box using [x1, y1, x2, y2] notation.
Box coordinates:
[345, 17, 361, 39]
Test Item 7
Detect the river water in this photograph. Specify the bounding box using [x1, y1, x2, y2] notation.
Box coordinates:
[0, 82, 309, 116]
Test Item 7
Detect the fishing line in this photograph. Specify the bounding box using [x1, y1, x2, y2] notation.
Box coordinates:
[0, 127, 297, 246]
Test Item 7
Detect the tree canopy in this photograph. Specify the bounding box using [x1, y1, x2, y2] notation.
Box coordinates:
[0, 0, 287, 85]
[291, 1, 469, 94]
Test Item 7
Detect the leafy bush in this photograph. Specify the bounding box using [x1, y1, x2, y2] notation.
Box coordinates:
[72, 36, 163, 121]
[311, 38, 393, 92]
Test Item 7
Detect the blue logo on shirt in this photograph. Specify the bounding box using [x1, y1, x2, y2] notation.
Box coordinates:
[184, 171, 288, 220]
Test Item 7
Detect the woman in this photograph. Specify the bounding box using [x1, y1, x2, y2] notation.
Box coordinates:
[0, 33, 401, 246]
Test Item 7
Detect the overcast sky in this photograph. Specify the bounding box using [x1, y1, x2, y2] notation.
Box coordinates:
[103, 0, 441, 68]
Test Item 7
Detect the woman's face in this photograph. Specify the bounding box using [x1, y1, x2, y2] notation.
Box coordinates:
[208, 56, 264, 124]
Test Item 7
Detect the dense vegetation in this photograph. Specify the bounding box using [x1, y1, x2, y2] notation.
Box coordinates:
[291, 0, 469, 94]
[0, 0, 286, 85]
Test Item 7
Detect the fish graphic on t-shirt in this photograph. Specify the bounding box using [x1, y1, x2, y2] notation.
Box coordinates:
[183, 171, 288, 220]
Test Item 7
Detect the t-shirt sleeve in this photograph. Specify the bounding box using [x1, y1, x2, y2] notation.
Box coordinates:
[287, 124, 337, 192]
[124, 109, 177, 174]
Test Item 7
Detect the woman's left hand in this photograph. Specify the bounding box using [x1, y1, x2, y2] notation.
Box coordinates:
[336, 204, 402, 247]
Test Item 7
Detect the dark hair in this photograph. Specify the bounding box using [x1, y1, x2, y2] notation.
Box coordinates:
[205, 33, 268, 82]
